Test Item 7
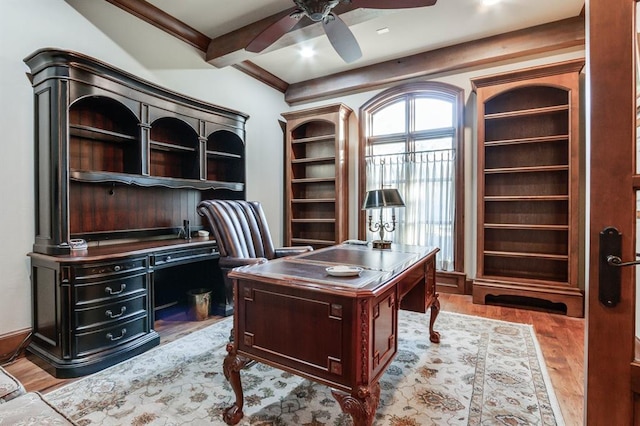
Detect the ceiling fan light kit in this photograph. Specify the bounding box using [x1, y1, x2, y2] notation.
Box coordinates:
[294, 0, 343, 22]
[247, 0, 437, 63]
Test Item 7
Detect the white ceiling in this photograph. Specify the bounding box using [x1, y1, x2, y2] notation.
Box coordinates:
[138, 0, 583, 83]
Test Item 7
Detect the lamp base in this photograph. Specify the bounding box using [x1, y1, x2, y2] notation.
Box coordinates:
[371, 240, 392, 250]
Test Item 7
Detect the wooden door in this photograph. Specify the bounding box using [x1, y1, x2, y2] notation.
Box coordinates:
[586, 0, 637, 424]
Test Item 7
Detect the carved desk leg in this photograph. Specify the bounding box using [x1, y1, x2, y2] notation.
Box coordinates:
[429, 293, 441, 343]
[223, 343, 248, 425]
[331, 383, 381, 426]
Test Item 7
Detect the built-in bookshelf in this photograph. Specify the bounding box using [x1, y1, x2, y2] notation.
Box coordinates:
[471, 59, 584, 317]
[282, 104, 352, 249]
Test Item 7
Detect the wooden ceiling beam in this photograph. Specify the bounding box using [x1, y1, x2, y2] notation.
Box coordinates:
[105, 0, 289, 92]
[106, 0, 210, 51]
[285, 16, 585, 105]
[233, 61, 289, 92]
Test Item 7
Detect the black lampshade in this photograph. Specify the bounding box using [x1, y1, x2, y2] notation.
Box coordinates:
[362, 188, 405, 210]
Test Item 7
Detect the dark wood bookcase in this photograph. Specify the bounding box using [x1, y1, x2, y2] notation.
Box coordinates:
[282, 104, 352, 249]
[24, 49, 247, 377]
[471, 59, 584, 317]
[27, 49, 247, 254]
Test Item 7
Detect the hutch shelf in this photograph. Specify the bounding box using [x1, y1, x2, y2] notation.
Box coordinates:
[282, 104, 352, 249]
[24, 49, 247, 376]
[470, 59, 584, 317]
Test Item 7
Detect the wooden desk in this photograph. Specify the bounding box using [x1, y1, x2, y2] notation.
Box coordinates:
[223, 243, 440, 426]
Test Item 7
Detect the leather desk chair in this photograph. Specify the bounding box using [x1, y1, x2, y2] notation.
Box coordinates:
[197, 200, 313, 316]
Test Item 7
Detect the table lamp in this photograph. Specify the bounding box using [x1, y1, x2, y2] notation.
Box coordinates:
[362, 188, 405, 249]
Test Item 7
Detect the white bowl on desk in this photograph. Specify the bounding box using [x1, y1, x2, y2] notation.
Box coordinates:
[326, 265, 363, 277]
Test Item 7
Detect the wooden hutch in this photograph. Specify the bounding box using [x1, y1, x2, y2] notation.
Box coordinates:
[24, 49, 247, 377]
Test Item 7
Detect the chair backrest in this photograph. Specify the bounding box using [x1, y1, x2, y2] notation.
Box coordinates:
[197, 200, 277, 260]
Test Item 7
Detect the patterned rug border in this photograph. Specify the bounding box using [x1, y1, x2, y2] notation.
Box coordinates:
[45, 310, 566, 425]
[523, 316, 565, 426]
[441, 311, 566, 426]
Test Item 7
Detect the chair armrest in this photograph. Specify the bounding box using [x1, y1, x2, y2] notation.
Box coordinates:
[219, 257, 268, 270]
[274, 246, 314, 258]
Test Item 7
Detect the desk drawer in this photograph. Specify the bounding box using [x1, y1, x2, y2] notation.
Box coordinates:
[72, 258, 147, 281]
[73, 315, 149, 358]
[74, 294, 147, 331]
[397, 267, 424, 300]
[74, 272, 148, 305]
[153, 246, 218, 269]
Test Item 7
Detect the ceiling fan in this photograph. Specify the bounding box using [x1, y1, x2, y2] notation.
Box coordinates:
[246, 0, 438, 63]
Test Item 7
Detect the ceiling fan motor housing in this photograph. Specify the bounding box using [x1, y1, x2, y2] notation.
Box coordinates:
[294, 0, 343, 21]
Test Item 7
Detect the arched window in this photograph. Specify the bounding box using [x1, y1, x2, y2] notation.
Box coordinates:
[359, 82, 464, 272]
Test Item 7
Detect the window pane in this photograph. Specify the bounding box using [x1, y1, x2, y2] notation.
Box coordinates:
[372, 100, 406, 136]
[415, 137, 453, 152]
[363, 85, 461, 273]
[415, 98, 453, 131]
[370, 141, 406, 156]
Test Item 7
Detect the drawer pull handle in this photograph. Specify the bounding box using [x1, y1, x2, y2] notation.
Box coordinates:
[105, 284, 126, 295]
[114, 265, 121, 272]
[105, 306, 127, 319]
[106, 328, 127, 342]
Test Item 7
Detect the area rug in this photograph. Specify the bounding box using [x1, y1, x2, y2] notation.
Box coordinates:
[45, 310, 564, 425]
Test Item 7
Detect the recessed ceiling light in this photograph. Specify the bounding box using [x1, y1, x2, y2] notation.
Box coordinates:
[482, 0, 501, 5]
[300, 47, 315, 58]
[376, 27, 390, 35]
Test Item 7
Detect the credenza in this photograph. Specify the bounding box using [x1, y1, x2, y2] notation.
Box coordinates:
[28, 238, 220, 378]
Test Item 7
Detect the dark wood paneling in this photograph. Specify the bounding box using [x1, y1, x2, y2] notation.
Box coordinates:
[68, 183, 204, 237]
[32, 266, 60, 351]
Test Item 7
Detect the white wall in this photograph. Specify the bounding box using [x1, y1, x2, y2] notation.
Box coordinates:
[0, 0, 289, 335]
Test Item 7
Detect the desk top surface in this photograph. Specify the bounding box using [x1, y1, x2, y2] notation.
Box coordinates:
[229, 243, 438, 295]
[28, 237, 216, 263]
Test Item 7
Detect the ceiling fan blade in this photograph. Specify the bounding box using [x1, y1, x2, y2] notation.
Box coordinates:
[323, 14, 362, 63]
[246, 13, 301, 53]
[352, 0, 437, 8]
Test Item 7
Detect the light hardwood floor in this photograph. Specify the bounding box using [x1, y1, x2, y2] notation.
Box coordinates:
[2, 293, 584, 425]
